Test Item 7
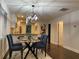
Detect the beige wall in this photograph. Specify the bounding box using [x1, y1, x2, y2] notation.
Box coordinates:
[58, 21, 63, 46]
[51, 20, 58, 44]
[51, 10, 79, 53]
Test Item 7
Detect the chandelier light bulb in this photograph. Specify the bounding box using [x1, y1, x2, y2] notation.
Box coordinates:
[26, 5, 39, 24]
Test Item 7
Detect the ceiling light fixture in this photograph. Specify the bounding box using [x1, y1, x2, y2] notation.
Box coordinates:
[26, 5, 38, 24]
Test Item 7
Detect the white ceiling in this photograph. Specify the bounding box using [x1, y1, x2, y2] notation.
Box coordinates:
[5, 0, 79, 20]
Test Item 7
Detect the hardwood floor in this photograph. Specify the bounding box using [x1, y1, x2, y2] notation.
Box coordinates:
[47, 44, 79, 59]
[3, 44, 79, 59]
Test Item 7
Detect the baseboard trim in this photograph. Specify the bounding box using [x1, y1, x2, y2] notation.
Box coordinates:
[63, 45, 79, 54]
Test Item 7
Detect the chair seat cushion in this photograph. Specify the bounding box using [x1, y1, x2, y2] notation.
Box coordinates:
[32, 42, 46, 48]
[11, 45, 23, 51]
[11, 43, 23, 51]
[13, 43, 22, 46]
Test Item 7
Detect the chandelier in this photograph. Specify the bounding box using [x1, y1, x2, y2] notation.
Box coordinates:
[26, 5, 38, 24]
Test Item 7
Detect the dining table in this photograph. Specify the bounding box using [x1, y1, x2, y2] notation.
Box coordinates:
[19, 35, 40, 59]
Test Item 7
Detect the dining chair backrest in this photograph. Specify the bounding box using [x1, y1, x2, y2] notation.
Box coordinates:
[40, 34, 48, 44]
[7, 34, 13, 49]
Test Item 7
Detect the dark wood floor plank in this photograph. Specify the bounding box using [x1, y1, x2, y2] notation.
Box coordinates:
[47, 44, 79, 59]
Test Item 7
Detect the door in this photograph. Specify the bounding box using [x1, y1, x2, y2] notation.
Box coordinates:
[58, 21, 63, 46]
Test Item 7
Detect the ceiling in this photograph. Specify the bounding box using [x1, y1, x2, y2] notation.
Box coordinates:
[5, 0, 79, 20]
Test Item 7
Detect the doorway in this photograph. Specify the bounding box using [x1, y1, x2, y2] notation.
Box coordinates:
[48, 24, 51, 48]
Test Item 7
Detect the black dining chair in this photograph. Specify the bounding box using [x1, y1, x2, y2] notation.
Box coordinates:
[32, 34, 48, 56]
[7, 34, 23, 59]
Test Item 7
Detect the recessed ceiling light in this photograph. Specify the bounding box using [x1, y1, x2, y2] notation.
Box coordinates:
[32, 5, 35, 7]
[60, 8, 69, 12]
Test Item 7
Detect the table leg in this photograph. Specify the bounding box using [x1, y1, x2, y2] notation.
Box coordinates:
[30, 48, 38, 59]
[24, 43, 38, 59]
[24, 49, 30, 59]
